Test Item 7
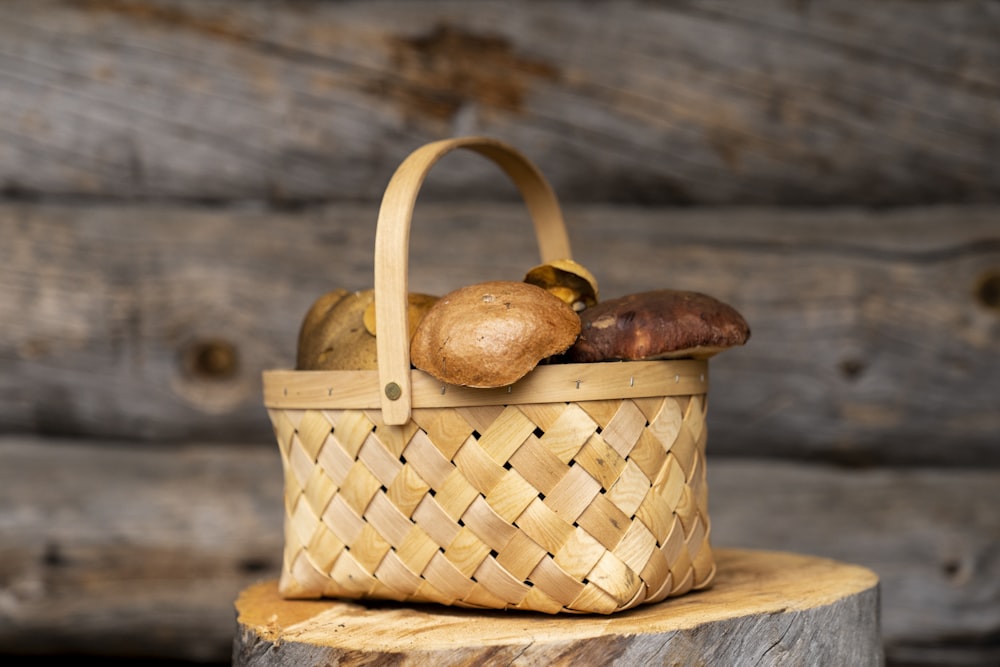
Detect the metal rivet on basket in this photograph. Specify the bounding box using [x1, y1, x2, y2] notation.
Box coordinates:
[674, 374, 680, 383]
[283, 387, 288, 396]
[700, 374, 705, 382]
[507, 385, 512, 393]
[385, 382, 402, 401]
[440, 385, 446, 395]
[629, 376, 634, 387]
[576, 380, 581, 389]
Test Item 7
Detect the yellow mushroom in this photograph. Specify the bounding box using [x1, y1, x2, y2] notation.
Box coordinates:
[362, 292, 440, 341]
[523, 258, 599, 312]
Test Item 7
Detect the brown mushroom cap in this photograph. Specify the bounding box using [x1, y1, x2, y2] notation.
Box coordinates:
[410, 280, 582, 388]
[296, 289, 378, 370]
[560, 289, 750, 362]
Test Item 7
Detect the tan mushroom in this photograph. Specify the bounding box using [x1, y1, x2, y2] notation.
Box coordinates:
[523, 258, 599, 312]
[297, 289, 440, 371]
[410, 280, 581, 388]
[362, 292, 440, 341]
[296, 289, 378, 370]
[560, 289, 750, 363]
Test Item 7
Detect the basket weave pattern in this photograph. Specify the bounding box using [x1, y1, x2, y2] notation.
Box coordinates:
[270, 393, 714, 614]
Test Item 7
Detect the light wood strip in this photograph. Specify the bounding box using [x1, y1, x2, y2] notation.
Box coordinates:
[305, 528, 344, 576]
[295, 410, 334, 461]
[537, 403, 598, 463]
[587, 551, 643, 606]
[507, 435, 565, 495]
[476, 406, 538, 465]
[459, 496, 518, 554]
[451, 437, 506, 496]
[315, 434, 355, 488]
[514, 498, 575, 556]
[321, 495, 365, 546]
[482, 469, 538, 523]
[472, 556, 530, 605]
[574, 434, 626, 490]
[443, 528, 492, 579]
[394, 525, 441, 575]
[553, 528, 608, 581]
[357, 434, 404, 488]
[606, 460, 653, 517]
[433, 469, 481, 521]
[528, 557, 586, 607]
[399, 430, 453, 488]
[336, 460, 382, 517]
[615, 521, 659, 576]
[348, 524, 392, 574]
[363, 493, 412, 548]
[567, 583, 621, 615]
[263, 362, 709, 410]
[384, 464, 431, 516]
[422, 552, 476, 601]
[544, 464, 603, 523]
[373, 550, 422, 596]
[495, 531, 548, 581]
[410, 409, 475, 459]
[516, 587, 565, 614]
[327, 410, 374, 459]
[410, 496, 461, 549]
[576, 494, 632, 550]
[300, 467, 337, 526]
[600, 400, 648, 457]
[327, 552, 377, 597]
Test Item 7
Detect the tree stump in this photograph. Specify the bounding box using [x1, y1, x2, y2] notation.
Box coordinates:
[233, 549, 881, 666]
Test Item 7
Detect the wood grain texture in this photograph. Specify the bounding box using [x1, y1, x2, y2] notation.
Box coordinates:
[0, 437, 285, 662]
[708, 460, 1000, 651]
[2, 203, 998, 465]
[0, 437, 996, 663]
[0, 0, 997, 205]
[232, 550, 881, 666]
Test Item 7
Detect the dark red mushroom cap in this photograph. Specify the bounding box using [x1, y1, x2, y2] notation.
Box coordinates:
[561, 289, 750, 362]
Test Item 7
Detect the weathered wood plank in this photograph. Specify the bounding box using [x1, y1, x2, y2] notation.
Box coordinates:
[2, 203, 998, 465]
[1, 438, 997, 663]
[233, 552, 881, 667]
[0, 438, 285, 662]
[0, 0, 997, 205]
[708, 459, 1000, 658]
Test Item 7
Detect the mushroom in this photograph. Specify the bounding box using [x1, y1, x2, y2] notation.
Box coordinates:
[362, 292, 439, 341]
[523, 258, 599, 312]
[297, 289, 441, 371]
[410, 280, 581, 388]
[559, 289, 750, 363]
[296, 289, 378, 370]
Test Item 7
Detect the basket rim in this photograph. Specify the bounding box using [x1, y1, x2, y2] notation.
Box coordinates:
[263, 359, 708, 410]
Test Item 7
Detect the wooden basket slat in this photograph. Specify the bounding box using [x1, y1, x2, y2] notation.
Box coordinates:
[262, 360, 709, 410]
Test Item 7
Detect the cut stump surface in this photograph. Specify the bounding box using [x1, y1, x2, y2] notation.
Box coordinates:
[233, 549, 881, 666]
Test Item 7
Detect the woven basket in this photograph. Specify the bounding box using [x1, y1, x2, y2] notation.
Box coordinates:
[262, 136, 715, 614]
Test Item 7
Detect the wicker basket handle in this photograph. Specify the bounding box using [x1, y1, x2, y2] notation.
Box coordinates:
[374, 136, 572, 424]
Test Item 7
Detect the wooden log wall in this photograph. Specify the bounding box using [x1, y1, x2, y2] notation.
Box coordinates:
[1, 1, 998, 665]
